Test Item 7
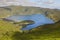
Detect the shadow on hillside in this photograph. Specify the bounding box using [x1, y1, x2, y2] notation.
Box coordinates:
[11, 31, 32, 40]
[11, 22, 60, 40]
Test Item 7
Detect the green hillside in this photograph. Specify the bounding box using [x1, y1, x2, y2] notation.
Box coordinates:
[0, 6, 60, 17]
[0, 19, 60, 40]
[0, 6, 60, 40]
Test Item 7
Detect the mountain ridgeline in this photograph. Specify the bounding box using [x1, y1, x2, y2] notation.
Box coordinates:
[0, 6, 60, 22]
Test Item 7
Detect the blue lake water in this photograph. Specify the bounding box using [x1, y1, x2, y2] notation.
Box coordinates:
[6, 14, 55, 30]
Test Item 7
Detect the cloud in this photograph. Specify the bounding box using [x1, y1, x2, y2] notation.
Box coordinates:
[0, 0, 60, 9]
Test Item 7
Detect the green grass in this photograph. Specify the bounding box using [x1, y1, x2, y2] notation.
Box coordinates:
[0, 20, 60, 40]
[0, 6, 60, 40]
[0, 6, 60, 18]
[0, 20, 22, 40]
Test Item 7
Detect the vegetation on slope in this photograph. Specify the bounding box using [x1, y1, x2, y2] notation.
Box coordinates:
[0, 6, 60, 17]
[0, 20, 60, 40]
[0, 20, 22, 40]
[0, 6, 60, 40]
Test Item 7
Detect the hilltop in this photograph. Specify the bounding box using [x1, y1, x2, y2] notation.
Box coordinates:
[0, 6, 60, 22]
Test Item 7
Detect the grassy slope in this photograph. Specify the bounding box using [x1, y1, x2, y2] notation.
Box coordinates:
[0, 20, 21, 40]
[0, 20, 60, 40]
[0, 6, 60, 17]
[0, 6, 60, 40]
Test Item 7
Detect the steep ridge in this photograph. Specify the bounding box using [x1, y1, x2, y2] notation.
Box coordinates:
[0, 6, 60, 22]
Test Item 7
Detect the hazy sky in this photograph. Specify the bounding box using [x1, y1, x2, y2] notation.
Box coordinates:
[0, 0, 60, 9]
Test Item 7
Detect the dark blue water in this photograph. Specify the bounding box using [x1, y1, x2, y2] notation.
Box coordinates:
[6, 14, 55, 30]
